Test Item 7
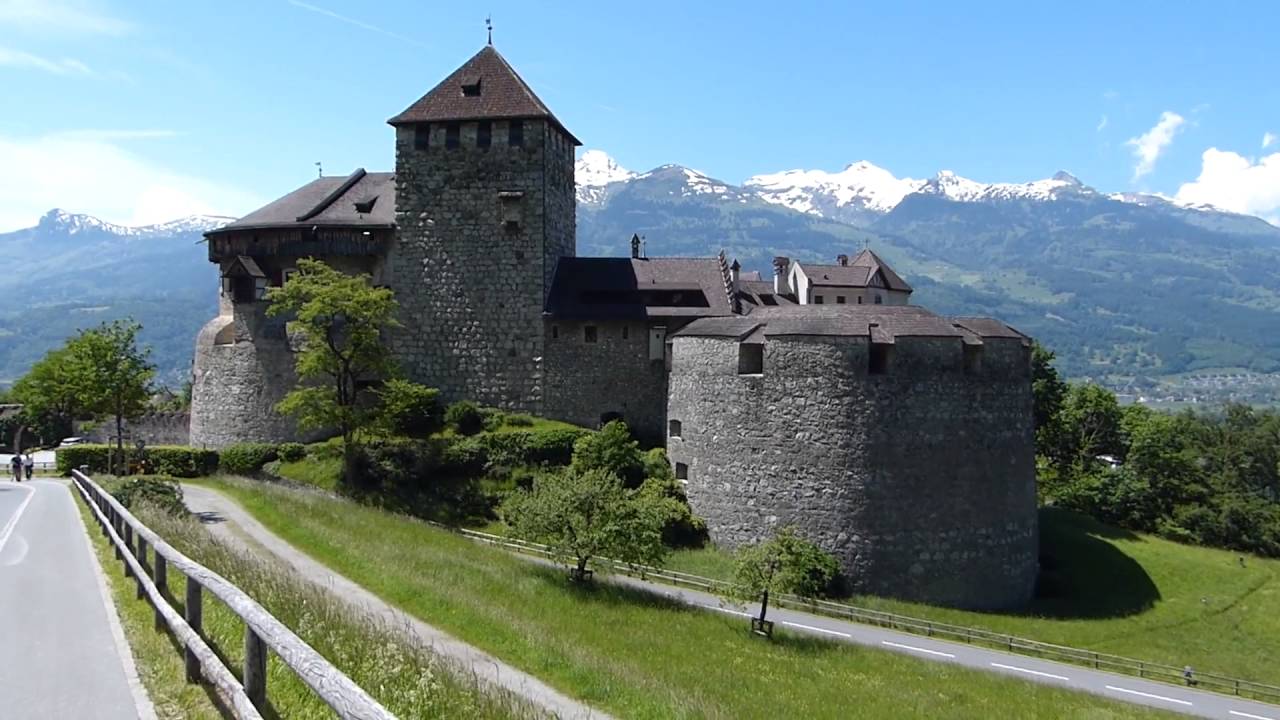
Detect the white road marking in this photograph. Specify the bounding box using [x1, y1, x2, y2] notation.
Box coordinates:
[989, 662, 1070, 681]
[881, 640, 956, 658]
[1230, 711, 1276, 720]
[698, 603, 751, 617]
[0, 485, 36, 554]
[780, 621, 851, 638]
[1104, 686, 1193, 706]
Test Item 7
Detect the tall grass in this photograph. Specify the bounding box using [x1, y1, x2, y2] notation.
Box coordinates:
[83, 490, 535, 719]
[200, 477, 1178, 720]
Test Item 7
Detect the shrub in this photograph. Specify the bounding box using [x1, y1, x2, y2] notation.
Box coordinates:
[278, 442, 308, 462]
[113, 476, 187, 516]
[503, 414, 535, 428]
[446, 401, 485, 436]
[58, 444, 218, 478]
[377, 380, 443, 438]
[440, 437, 487, 474]
[482, 408, 506, 433]
[219, 443, 279, 475]
[522, 428, 591, 466]
[571, 420, 645, 487]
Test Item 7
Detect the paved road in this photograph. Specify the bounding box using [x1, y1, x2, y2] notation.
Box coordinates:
[0, 479, 154, 720]
[192, 483, 1280, 720]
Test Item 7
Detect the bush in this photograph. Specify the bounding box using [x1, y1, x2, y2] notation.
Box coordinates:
[113, 476, 187, 516]
[219, 443, 279, 475]
[482, 408, 506, 433]
[571, 420, 645, 487]
[377, 380, 443, 438]
[446, 401, 485, 436]
[58, 444, 218, 478]
[278, 442, 307, 462]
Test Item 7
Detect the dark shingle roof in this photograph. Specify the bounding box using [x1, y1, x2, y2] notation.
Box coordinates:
[546, 257, 735, 320]
[799, 249, 912, 292]
[674, 305, 1024, 342]
[850, 248, 912, 292]
[214, 169, 395, 233]
[388, 45, 579, 144]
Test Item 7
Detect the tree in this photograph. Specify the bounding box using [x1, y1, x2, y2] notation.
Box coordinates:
[11, 344, 82, 447]
[266, 259, 400, 482]
[376, 379, 443, 438]
[570, 419, 646, 487]
[1048, 383, 1125, 477]
[501, 467, 668, 580]
[722, 527, 838, 638]
[1031, 342, 1068, 455]
[72, 321, 155, 474]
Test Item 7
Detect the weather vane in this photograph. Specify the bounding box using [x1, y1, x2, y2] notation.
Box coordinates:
[486, 15, 493, 45]
[315, 161, 322, 178]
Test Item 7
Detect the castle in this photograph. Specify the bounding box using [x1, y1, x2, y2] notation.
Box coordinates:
[190, 44, 1038, 609]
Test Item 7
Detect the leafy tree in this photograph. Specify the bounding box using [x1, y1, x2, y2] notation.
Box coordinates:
[266, 258, 399, 482]
[722, 527, 838, 636]
[377, 379, 443, 438]
[1047, 383, 1125, 478]
[72, 320, 155, 474]
[501, 467, 668, 580]
[1031, 342, 1068, 447]
[11, 344, 83, 446]
[571, 419, 646, 487]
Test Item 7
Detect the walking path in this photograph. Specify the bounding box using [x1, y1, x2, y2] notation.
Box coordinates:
[185, 484, 1280, 720]
[0, 479, 155, 720]
[181, 484, 611, 720]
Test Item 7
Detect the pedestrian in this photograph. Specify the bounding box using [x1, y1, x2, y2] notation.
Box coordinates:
[1183, 665, 1196, 687]
[9, 453, 22, 482]
[22, 452, 33, 481]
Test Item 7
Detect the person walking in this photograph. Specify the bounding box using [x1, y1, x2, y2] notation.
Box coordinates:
[22, 452, 34, 481]
[10, 453, 22, 482]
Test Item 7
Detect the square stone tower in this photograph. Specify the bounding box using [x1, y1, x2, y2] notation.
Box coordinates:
[387, 44, 579, 412]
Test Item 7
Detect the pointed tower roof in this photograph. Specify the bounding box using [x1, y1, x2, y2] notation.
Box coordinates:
[849, 248, 912, 292]
[388, 45, 579, 144]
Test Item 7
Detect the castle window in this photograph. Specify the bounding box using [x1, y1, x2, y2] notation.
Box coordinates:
[869, 343, 892, 375]
[874, 294, 883, 305]
[814, 295, 824, 304]
[738, 343, 764, 375]
[837, 295, 846, 304]
[622, 325, 629, 340]
[675, 462, 688, 481]
[461, 78, 481, 97]
[445, 122, 460, 149]
[509, 120, 524, 147]
[552, 325, 559, 339]
[964, 344, 983, 375]
[477, 121, 492, 148]
[669, 419, 682, 438]
[857, 296, 863, 304]
[414, 123, 430, 151]
[584, 325, 598, 343]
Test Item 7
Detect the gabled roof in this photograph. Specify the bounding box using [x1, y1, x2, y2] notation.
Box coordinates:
[849, 248, 912, 292]
[545, 257, 735, 320]
[795, 249, 912, 292]
[388, 45, 580, 144]
[212, 169, 396, 234]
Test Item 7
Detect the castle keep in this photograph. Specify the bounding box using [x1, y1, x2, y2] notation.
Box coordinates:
[191, 44, 1038, 609]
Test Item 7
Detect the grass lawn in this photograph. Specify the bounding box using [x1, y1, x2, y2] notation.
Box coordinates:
[664, 509, 1280, 687]
[273, 455, 342, 492]
[196, 477, 1178, 720]
[78, 481, 531, 719]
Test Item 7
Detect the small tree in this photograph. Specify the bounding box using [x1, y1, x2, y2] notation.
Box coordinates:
[266, 259, 399, 482]
[570, 419, 646, 487]
[377, 379, 443, 438]
[723, 527, 838, 638]
[502, 467, 668, 580]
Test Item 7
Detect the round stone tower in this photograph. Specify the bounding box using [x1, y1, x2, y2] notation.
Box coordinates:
[666, 306, 1039, 610]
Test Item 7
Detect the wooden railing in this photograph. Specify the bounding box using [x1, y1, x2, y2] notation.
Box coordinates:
[449, 524, 1280, 706]
[71, 470, 396, 720]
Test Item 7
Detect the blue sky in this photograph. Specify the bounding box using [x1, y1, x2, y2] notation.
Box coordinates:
[1, 0, 1277, 230]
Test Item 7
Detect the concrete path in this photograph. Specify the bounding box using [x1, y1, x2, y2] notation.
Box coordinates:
[0, 479, 155, 720]
[185, 484, 1280, 720]
[181, 484, 612, 720]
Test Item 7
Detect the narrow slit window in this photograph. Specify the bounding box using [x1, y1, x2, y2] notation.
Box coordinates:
[477, 121, 492, 148]
[622, 325, 629, 340]
[738, 343, 764, 375]
[445, 122, 460, 149]
[414, 123, 430, 151]
[551, 325, 559, 339]
[869, 343, 892, 375]
[669, 419, 682, 438]
[964, 344, 983, 375]
[509, 120, 524, 147]
[584, 325, 598, 343]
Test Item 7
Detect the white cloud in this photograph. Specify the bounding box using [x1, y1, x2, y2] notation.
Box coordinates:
[1175, 148, 1280, 223]
[1096, 115, 1108, 132]
[1126, 111, 1185, 181]
[1264, 132, 1277, 149]
[0, 0, 132, 35]
[0, 131, 261, 231]
[0, 45, 92, 75]
[286, 0, 425, 46]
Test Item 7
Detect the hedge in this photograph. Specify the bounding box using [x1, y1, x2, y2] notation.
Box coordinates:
[57, 444, 219, 478]
[278, 442, 307, 462]
[219, 443, 279, 475]
[438, 427, 590, 473]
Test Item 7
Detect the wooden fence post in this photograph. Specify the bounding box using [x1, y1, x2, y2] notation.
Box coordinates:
[135, 537, 148, 599]
[112, 510, 123, 561]
[154, 554, 167, 631]
[244, 627, 268, 709]
[185, 580, 203, 683]
[122, 524, 134, 578]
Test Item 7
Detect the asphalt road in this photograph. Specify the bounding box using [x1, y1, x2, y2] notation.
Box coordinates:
[187, 483, 1280, 720]
[0, 479, 153, 720]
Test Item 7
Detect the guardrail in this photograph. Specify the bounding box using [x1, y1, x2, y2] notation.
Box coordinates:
[72, 470, 396, 720]
[449, 524, 1280, 705]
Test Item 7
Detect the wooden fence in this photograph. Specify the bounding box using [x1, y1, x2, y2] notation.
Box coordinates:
[449, 524, 1280, 705]
[71, 470, 396, 720]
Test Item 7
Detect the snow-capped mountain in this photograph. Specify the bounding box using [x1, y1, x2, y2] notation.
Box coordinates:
[37, 208, 233, 237]
[745, 161, 921, 226]
[574, 150, 636, 205]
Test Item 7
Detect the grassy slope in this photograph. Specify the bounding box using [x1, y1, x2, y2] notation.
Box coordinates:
[197, 477, 1176, 720]
[664, 509, 1280, 686]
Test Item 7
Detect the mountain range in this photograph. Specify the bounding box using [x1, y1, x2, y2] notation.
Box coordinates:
[3, 152, 1280, 388]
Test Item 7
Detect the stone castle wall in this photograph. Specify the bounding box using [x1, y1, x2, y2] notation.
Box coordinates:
[667, 334, 1037, 609]
[189, 304, 302, 449]
[84, 411, 191, 446]
[387, 118, 576, 413]
[543, 319, 668, 444]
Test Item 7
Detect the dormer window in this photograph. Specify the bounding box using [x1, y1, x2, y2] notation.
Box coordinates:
[353, 197, 377, 214]
[461, 77, 481, 97]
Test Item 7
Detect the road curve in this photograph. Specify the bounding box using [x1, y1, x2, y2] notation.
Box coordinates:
[0, 479, 154, 720]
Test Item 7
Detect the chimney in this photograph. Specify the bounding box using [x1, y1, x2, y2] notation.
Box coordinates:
[630, 233, 641, 259]
[773, 256, 791, 295]
[837, 254, 849, 266]
[730, 259, 741, 293]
